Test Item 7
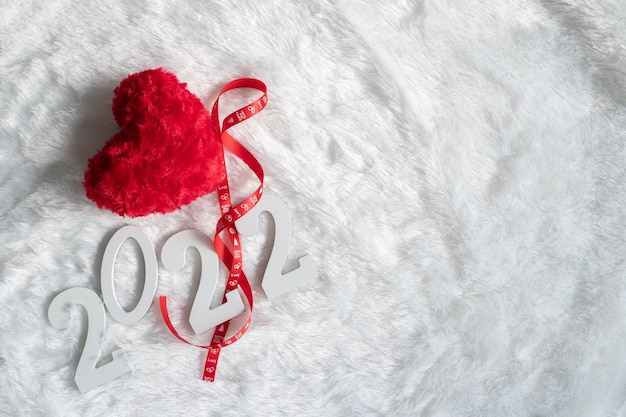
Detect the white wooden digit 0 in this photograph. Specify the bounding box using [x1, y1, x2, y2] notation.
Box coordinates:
[235, 194, 318, 299]
[48, 287, 132, 393]
[160, 229, 246, 335]
[101, 225, 159, 325]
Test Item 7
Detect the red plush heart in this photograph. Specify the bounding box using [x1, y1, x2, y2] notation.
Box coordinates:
[84, 68, 224, 217]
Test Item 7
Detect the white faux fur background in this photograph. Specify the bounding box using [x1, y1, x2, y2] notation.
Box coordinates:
[1, 1, 626, 416]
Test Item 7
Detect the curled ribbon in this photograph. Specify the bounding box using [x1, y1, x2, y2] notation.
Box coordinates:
[159, 78, 267, 381]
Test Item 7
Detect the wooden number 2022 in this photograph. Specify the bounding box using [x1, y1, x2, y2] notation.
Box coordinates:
[235, 194, 318, 299]
[160, 229, 246, 335]
[48, 194, 317, 392]
[47, 287, 132, 393]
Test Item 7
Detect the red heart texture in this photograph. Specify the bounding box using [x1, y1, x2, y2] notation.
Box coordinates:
[84, 68, 224, 217]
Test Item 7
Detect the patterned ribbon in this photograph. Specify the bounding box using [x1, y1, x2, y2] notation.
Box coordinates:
[159, 78, 267, 381]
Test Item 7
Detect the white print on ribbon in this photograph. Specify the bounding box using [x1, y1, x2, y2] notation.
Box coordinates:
[236, 194, 319, 299]
[48, 287, 132, 393]
[161, 229, 246, 335]
[47, 195, 317, 392]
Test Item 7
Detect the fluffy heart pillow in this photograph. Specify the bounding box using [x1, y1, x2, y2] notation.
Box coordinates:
[84, 68, 224, 217]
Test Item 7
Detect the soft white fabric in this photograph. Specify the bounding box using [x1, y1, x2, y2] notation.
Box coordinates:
[1, 1, 625, 416]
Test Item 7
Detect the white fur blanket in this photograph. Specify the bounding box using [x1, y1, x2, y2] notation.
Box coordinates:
[1, 1, 625, 416]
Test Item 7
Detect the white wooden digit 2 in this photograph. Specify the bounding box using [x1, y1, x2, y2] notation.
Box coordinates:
[235, 194, 318, 299]
[160, 229, 246, 335]
[100, 225, 159, 325]
[48, 287, 132, 393]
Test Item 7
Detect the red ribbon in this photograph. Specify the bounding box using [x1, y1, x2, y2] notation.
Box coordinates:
[159, 78, 267, 381]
